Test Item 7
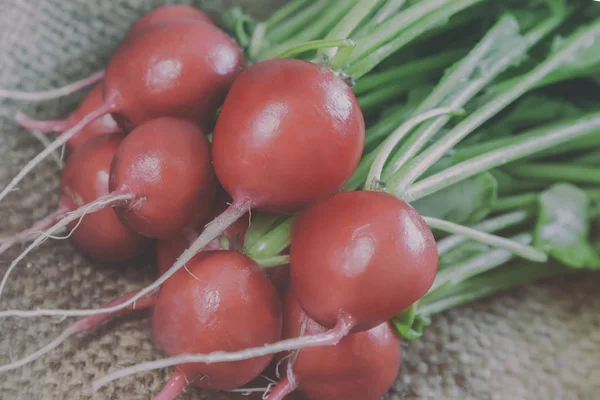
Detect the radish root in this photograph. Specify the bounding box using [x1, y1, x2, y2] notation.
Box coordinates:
[0, 206, 69, 257]
[0, 99, 115, 204]
[0, 71, 104, 102]
[0, 289, 156, 373]
[0, 201, 250, 318]
[0, 191, 134, 300]
[92, 316, 354, 391]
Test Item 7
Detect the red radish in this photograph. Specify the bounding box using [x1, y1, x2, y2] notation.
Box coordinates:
[1, 19, 245, 204]
[17, 84, 122, 152]
[0, 289, 157, 373]
[1, 59, 364, 330]
[127, 4, 214, 37]
[290, 190, 438, 332]
[0, 134, 149, 263]
[3, 117, 214, 300]
[151, 250, 282, 398]
[267, 289, 402, 400]
[58, 134, 153, 261]
[108, 117, 215, 238]
[104, 20, 244, 131]
[0, 134, 151, 299]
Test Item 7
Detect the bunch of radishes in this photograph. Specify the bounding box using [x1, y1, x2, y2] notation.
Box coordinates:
[3, 1, 597, 399]
[0, 5, 435, 399]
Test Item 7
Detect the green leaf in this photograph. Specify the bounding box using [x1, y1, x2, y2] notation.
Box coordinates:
[534, 183, 600, 269]
[412, 172, 497, 225]
[393, 303, 432, 340]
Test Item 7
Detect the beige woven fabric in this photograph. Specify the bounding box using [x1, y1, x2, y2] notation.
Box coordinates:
[0, 1, 599, 399]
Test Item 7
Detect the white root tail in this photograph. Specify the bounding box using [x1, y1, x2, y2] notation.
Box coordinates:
[0, 201, 249, 318]
[0, 71, 104, 101]
[0, 191, 134, 300]
[0, 289, 156, 373]
[0, 206, 69, 258]
[92, 316, 354, 392]
[0, 99, 114, 204]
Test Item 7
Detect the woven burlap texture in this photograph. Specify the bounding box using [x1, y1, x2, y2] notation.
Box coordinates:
[0, 1, 599, 399]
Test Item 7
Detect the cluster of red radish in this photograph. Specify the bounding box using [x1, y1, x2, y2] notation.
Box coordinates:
[0, 5, 438, 400]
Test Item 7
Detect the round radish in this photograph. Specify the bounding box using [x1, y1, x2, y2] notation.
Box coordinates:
[127, 4, 214, 37]
[213, 58, 365, 213]
[267, 289, 402, 400]
[290, 190, 438, 332]
[1, 58, 364, 331]
[105, 20, 245, 131]
[59, 134, 152, 262]
[1, 19, 245, 204]
[17, 84, 121, 152]
[109, 117, 216, 238]
[151, 250, 282, 396]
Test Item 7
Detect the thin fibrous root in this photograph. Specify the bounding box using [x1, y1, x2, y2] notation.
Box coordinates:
[0, 98, 114, 204]
[0, 206, 69, 258]
[15, 112, 70, 132]
[0, 71, 104, 101]
[92, 316, 354, 392]
[0, 289, 156, 373]
[0, 201, 250, 319]
[153, 371, 188, 400]
[0, 190, 134, 300]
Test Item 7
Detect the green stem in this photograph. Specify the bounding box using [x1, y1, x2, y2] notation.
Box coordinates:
[258, 2, 354, 61]
[492, 193, 538, 212]
[265, 0, 308, 29]
[453, 128, 600, 163]
[255, 255, 290, 269]
[402, 112, 600, 202]
[573, 150, 600, 166]
[366, 107, 463, 191]
[364, 105, 414, 150]
[266, 0, 329, 45]
[347, 0, 484, 78]
[381, 14, 528, 180]
[276, 38, 355, 59]
[418, 262, 569, 315]
[503, 164, 600, 185]
[436, 210, 532, 254]
[243, 214, 283, 251]
[349, 0, 456, 64]
[353, 0, 407, 37]
[248, 23, 267, 60]
[357, 79, 427, 112]
[246, 217, 296, 259]
[320, 0, 379, 60]
[430, 234, 529, 292]
[423, 217, 547, 262]
[387, 16, 600, 195]
[352, 48, 466, 95]
[343, 148, 380, 191]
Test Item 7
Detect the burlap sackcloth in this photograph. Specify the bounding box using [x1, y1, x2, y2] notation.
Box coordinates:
[0, 1, 599, 399]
